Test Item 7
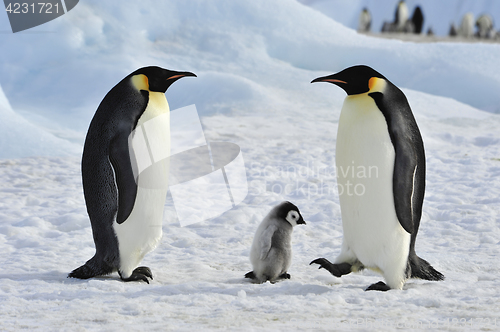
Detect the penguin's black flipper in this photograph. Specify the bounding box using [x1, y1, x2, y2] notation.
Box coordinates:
[310, 258, 352, 277]
[109, 133, 138, 225]
[366, 281, 391, 291]
[119, 266, 153, 284]
[245, 271, 256, 279]
[369, 89, 425, 235]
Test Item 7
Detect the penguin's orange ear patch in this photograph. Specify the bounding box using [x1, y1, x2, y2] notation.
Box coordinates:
[131, 74, 149, 92]
[368, 77, 378, 91]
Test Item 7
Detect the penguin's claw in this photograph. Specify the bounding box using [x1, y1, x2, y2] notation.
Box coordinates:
[310, 258, 332, 270]
[279, 273, 291, 279]
[244, 271, 256, 279]
[120, 266, 153, 284]
[310, 258, 352, 277]
[134, 266, 153, 279]
[366, 281, 391, 291]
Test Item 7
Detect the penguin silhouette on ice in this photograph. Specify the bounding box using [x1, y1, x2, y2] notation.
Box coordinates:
[459, 13, 475, 38]
[411, 6, 424, 34]
[357, 8, 371, 33]
[310, 65, 444, 291]
[245, 201, 306, 283]
[394, 0, 409, 32]
[475, 14, 494, 39]
[69, 66, 196, 283]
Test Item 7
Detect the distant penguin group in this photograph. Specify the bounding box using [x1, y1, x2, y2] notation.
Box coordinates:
[68, 63, 444, 292]
[450, 13, 499, 40]
[379, 1, 424, 34]
[361, 1, 499, 41]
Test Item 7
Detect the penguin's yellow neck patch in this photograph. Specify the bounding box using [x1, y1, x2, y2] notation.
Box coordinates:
[368, 77, 386, 93]
[131, 74, 149, 92]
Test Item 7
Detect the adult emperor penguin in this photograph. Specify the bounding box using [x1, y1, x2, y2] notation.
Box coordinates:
[310, 65, 444, 291]
[69, 66, 196, 283]
[394, 0, 409, 32]
[357, 8, 371, 33]
[459, 13, 475, 38]
[411, 6, 424, 34]
[245, 201, 306, 283]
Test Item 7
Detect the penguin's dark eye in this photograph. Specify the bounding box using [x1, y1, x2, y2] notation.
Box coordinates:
[286, 210, 301, 225]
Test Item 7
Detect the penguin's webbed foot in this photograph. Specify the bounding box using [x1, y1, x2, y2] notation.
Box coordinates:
[279, 273, 291, 279]
[244, 271, 256, 279]
[68, 265, 95, 279]
[365, 281, 391, 291]
[310, 258, 352, 277]
[120, 266, 153, 284]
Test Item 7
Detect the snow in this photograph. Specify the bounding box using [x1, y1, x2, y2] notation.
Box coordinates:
[0, 86, 81, 158]
[1, 0, 500, 330]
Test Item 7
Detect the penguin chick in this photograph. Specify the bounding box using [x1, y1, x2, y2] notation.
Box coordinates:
[245, 201, 306, 283]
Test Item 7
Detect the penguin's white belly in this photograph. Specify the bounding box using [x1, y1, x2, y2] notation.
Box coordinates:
[335, 95, 410, 273]
[113, 91, 170, 278]
[113, 186, 167, 277]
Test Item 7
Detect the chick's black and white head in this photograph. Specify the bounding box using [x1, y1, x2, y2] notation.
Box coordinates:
[276, 201, 306, 227]
[311, 65, 387, 96]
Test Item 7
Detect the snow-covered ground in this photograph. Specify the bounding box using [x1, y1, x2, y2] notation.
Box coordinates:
[1, 0, 500, 330]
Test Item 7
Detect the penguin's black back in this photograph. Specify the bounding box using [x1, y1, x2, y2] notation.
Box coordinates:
[76, 74, 149, 276]
[411, 6, 424, 34]
[368, 81, 425, 247]
[369, 78, 444, 282]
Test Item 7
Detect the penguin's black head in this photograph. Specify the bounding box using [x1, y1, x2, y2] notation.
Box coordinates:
[130, 66, 196, 93]
[311, 65, 386, 96]
[277, 201, 306, 227]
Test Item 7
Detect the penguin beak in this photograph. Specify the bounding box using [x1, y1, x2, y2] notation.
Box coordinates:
[168, 71, 197, 80]
[298, 217, 306, 225]
[311, 75, 347, 85]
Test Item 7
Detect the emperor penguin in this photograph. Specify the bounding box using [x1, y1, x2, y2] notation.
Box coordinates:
[245, 201, 306, 283]
[459, 13, 475, 38]
[69, 66, 196, 283]
[310, 65, 444, 291]
[449, 23, 458, 37]
[357, 8, 371, 33]
[394, 1, 409, 32]
[411, 6, 424, 34]
[475, 14, 494, 39]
